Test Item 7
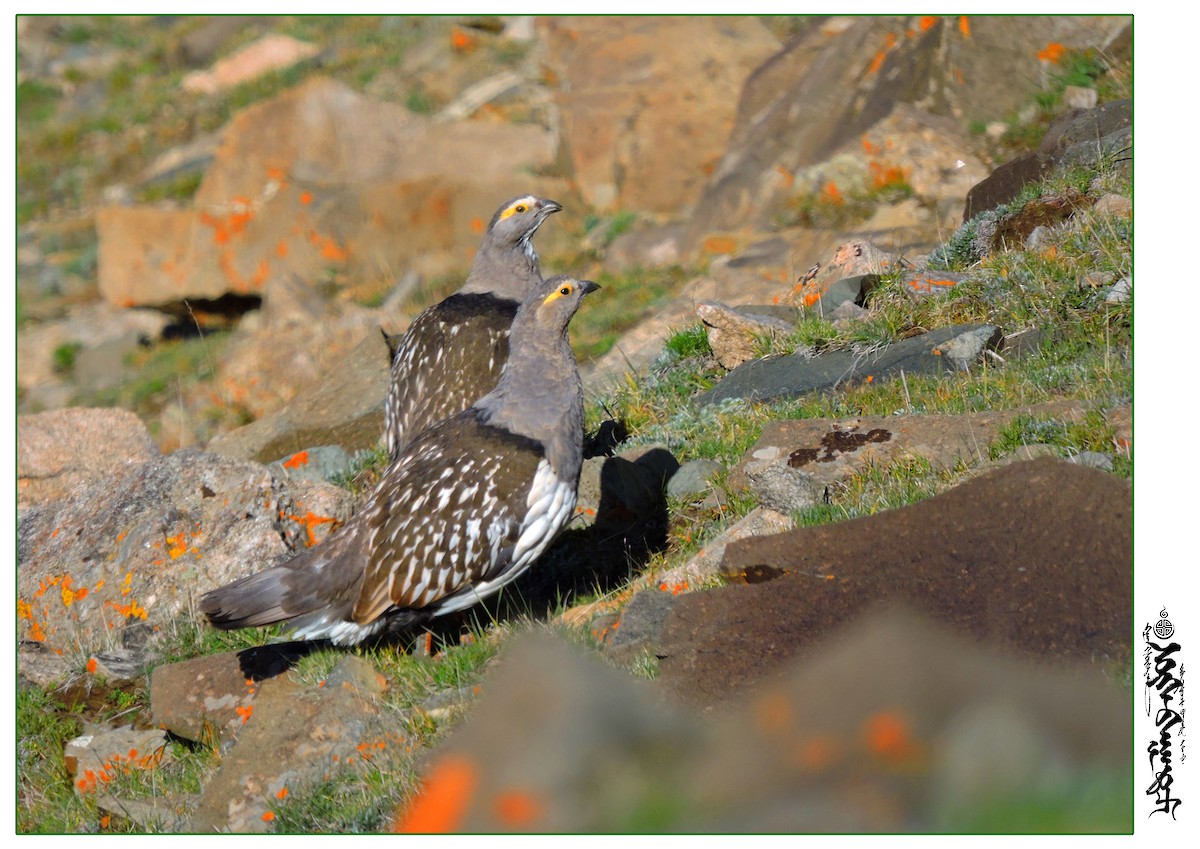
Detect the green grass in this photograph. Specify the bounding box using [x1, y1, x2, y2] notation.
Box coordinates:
[663, 324, 712, 360]
[568, 265, 695, 361]
[988, 47, 1131, 162]
[78, 330, 233, 424]
[941, 768, 1131, 833]
[16, 20, 1134, 834]
[16, 16, 441, 224]
[52, 342, 84, 376]
[17, 688, 89, 833]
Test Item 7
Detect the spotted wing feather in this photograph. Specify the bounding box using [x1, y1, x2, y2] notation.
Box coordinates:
[353, 414, 545, 624]
[384, 293, 519, 459]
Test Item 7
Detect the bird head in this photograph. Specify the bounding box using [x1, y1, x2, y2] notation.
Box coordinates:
[529, 274, 600, 329]
[486, 195, 563, 250]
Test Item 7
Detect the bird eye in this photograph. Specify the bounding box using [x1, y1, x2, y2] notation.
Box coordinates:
[515, 204, 527, 213]
[559, 286, 571, 296]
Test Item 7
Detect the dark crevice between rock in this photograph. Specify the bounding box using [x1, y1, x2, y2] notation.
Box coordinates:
[159, 294, 263, 340]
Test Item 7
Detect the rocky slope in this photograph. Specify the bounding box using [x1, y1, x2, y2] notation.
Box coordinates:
[16, 14, 1132, 834]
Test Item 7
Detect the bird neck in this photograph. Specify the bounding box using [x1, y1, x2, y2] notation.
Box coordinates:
[459, 236, 540, 299]
[474, 326, 583, 478]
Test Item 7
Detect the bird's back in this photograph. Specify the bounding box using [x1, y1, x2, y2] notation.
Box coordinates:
[383, 292, 520, 459]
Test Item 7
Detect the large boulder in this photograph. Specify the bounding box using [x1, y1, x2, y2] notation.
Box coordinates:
[539, 16, 780, 213]
[683, 15, 1130, 252]
[97, 76, 568, 308]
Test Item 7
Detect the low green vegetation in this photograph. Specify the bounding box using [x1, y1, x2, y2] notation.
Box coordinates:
[779, 165, 916, 230]
[17, 17, 1132, 834]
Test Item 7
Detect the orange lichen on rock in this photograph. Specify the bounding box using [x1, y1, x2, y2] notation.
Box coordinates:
[1037, 42, 1068, 63]
[450, 27, 478, 54]
[958, 16, 971, 37]
[394, 754, 479, 833]
[703, 235, 738, 255]
[320, 237, 348, 262]
[753, 690, 793, 734]
[919, 15, 938, 32]
[820, 181, 843, 205]
[282, 510, 339, 548]
[869, 161, 910, 190]
[166, 533, 189, 559]
[863, 710, 921, 762]
[283, 450, 309, 469]
[867, 50, 887, 75]
[492, 790, 544, 828]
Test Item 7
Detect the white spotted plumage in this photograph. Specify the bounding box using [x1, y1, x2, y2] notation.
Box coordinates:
[200, 274, 597, 645]
[382, 195, 562, 461]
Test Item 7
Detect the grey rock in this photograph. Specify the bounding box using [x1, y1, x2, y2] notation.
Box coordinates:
[17, 448, 296, 671]
[697, 302, 796, 370]
[740, 447, 829, 512]
[267, 444, 353, 484]
[1061, 85, 1098, 111]
[605, 588, 679, 664]
[666, 459, 725, 501]
[405, 631, 700, 832]
[1025, 225, 1053, 251]
[605, 223, 686, 272]
[1000, 326, 1049, 361]
[933, 701, 1073, 824]
[964, 98, 1131, 221]
[1092, 193, 1132, 218]
[66, 724, 174, 794]
[187, 655, 396, 833]
[18, 407, 159, 509]
[656, 507, 795, 590]
[938, 325, 1003, 372]
[1070, 451, 1114, 472]
[727, 400, 1095, 506]
[89, 648, 149, 685]
[206, 331, 391, 463]
[72, 331, 149, 393]
[697, 323, 1002, 407]
[827, 300, 870, 324]
[1104, 276, 1131, 303]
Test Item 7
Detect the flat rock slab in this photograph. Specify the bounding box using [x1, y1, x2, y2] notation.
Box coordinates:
[150, 645, 314, 746]
[17, 407, 159, 509]
[655, 506, 795, 591]
[206, 330, 391, 463]
[186, 655, 402, 833]
[727, 398, 1095, 510]
[66, 724, 173, 795]
[654, 457, 1131, 708]
[696, 323, 1001, 407]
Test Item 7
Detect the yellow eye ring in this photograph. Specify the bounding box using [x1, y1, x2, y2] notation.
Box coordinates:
[515, 204, 527, 213]
[559, 286, 571, 296]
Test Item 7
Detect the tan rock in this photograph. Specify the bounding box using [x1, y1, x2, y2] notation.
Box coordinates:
[18, 407, 158, 509]
[539, 16, 779, 213]
[181, 33, 320, 95]
[98, 77, 566, 307]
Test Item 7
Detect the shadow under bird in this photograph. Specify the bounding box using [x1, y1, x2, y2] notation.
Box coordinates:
[201, 274, 600, 645]
[382, 194, 562, 461]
